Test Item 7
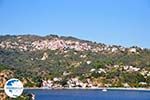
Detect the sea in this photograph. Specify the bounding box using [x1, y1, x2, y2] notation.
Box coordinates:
[24, 89, 150, 100]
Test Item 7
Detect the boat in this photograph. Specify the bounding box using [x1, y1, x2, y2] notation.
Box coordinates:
[102, 88, 107, 92]
[28, 93, 35, 100]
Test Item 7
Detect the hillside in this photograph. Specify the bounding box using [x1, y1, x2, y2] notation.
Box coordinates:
[0, 34, 150, 88]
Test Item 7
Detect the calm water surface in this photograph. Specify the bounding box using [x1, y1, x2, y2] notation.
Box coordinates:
[25, 89, 150, 100]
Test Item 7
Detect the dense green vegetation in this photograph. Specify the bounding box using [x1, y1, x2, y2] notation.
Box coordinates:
[0, 35, 150, 87]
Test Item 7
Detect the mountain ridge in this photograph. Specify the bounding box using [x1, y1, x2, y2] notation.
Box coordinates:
[0, 34, 146, 53]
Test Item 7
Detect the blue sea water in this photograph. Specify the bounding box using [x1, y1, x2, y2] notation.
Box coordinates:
[25, 89, 150, 100]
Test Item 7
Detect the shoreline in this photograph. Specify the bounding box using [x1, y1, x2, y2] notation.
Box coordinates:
[1, 87, 150, 91]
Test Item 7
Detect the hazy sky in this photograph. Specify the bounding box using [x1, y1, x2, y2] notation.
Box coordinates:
[0, 0, 150, 48]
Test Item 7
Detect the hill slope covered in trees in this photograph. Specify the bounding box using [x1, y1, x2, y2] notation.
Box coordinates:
[0, 35, 150, 88]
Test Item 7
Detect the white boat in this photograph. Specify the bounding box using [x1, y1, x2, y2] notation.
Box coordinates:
[102, 88, 107, 92]
[31, 93, 35, 100]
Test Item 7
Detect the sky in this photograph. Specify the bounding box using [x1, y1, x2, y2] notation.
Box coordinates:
[0, 0, 150, 48]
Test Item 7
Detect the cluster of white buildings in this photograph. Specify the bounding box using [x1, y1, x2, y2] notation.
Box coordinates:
[0, 36, 140, 54]
[31, 39, 67, 51]
[41, 77, 99, 89]
[113, 65, 141, 72]
[123, 66, 141, 72]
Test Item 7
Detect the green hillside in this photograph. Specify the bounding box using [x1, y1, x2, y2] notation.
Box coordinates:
[0, 35, 150, 88]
